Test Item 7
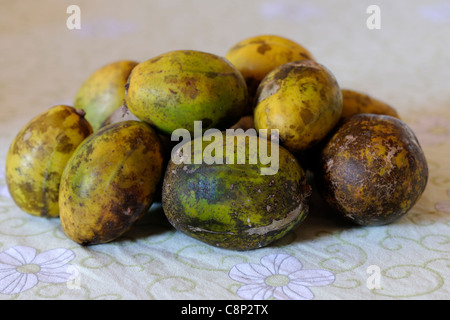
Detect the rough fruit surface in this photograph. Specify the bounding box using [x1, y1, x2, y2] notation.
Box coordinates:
[74, 60, 138, 131]
[316, 114, 428, 226]
[125, 50, 248, 135]
[162, 132, 311, 250]
[5, 105, 92, 217]
[225, 34, 314, 108]
[254, 60, 343, 153]
[59, 121, 164, 245]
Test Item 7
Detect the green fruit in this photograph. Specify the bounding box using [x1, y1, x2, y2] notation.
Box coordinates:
[162, 132, 311, 250]
[5, 105, 92, 217]
[59, 121, 164, 245]
[254, 60, 343, 153]
[124, 50, 248, 135]
[316, 114, 428, 226]
[74, 60, 138, 131]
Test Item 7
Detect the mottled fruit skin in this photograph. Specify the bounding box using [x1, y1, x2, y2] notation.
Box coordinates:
[316, 114, 428, 226]
[162, 133, 311, 250]
[99, 105, 175, 204]
[254, 60, 343, 153]
[225, 34, 314, 110]
[74, 60, 138, 131]
[341, 89, 400, 120]
[59, 121, 164, 245]
[5, 105, 92, 217]
[124, 50, 248, 136]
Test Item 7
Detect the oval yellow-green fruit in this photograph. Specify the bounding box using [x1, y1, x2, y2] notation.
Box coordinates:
[316, 114, 428, 226]
[225, 34, 314, 109]
[254, 60, 343, 153]
[5, 105, 92, 217]
[341, 89, 400, 120]
[59, 120, 164, 245]
[74, 60, 138, 131]
[124, 50, 248, 136]
[162, 132, 311, 250]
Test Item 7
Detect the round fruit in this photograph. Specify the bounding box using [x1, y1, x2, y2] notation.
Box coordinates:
[124, 50, 248, 136]
[225, 34, 314, 108]
[59, 120, 164, 245]
[162, 132, 311, 250]
[316, 114, 428, 226]
[254, 60, 343, 153]
[5, 105, 92, 217]
[341, 89, 400, 120]
[74, 60, 138, 131]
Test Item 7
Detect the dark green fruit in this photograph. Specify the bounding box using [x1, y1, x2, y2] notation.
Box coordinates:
[162, 132, 311, 250]
[316, 114, 428, 226]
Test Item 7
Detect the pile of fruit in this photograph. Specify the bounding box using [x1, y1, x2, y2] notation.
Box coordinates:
[5, 35, 428, 250]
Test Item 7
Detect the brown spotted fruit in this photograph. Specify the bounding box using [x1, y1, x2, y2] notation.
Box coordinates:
[74, 60, 138, 131]
[5, 105, 92, 217]
[124, 50, 248, 136]
[162, 132, 311, 250]
[316, 114, 428, 226]
[254, 60, 343, 153]
[59, 120, 164, 245]
[341, 89, 400, 120]
[225, 35, 314, 109]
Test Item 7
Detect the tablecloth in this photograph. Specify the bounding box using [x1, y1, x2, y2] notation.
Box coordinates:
[1, 0, 449, 300]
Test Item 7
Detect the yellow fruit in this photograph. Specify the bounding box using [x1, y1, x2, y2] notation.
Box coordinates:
[124, 50, 248, 136]
[59, 121, 164, 245]
[225, 34, 314, 109]
[74, 60, 138, 131]
[341, 89, 400, 120]
[254, 60, 342, 153]
[5, 105, 92, 217]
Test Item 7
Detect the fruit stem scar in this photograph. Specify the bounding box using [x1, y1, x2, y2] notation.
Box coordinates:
[245, 200, 305, 235]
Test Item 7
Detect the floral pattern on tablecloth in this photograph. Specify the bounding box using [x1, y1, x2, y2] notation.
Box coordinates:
[1, 0, 450, 300]
[0, 246, 76, 295]
[0, 111, 450, 300]
[228, 253, 335, 300]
